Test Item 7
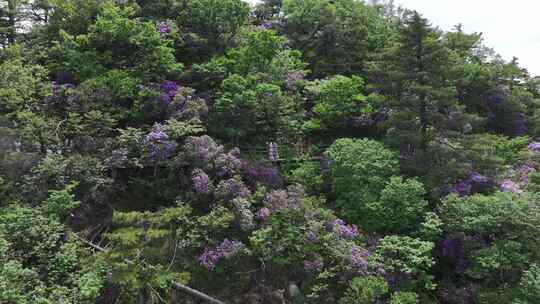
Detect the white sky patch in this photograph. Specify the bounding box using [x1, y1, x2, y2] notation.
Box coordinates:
[395, 0, 539, 76]
[247, 0, 539, 76]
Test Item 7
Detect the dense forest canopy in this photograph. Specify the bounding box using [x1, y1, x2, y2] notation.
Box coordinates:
[1, 0, 540, 303]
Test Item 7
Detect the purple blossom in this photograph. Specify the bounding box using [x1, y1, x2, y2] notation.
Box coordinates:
[215, 148, 243, 177]
[167, 88, 208, 121]
[144, 124, 177, 161]
[516, 163, 536, 185]
[485, 88, 506, 109]
[256, 21, 273, 30]
[198, 239, 244, 271]
[243, 161, 282, 187]
[448, 171, 493, 197]
[500, 179, 523, 194]
[215, 177, 251, 202]
[157, 22, 169, 35]
[192, 169, 211, 194]
[159, 80, 179, 105]
[264, 185, 305, 212]
[330, 219, 359, 240]
[304, 259, 324, 272]
[511, 113, 528, 136]
[350, 245, 369, 272]
[448, 180, 472, 196]
[306, 231, 318, 242]
[256, 207, 271, 221]
[528, 142, 540, 153]
[217, 239, 244, 258]
[441, 237, 467, 271]
[183, 135, 224, 166]
[285, 71, 305, 90]
[198, 248, 221, 271]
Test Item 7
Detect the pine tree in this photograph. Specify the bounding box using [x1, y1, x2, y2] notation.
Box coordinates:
[371, 11, 466, 160]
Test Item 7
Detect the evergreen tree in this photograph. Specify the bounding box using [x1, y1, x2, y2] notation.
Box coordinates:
[370, 11, 470, 178]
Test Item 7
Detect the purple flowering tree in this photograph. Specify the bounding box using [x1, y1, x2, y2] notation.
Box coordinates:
[143, 123, 178, 162]
[198, 239, 244, 271]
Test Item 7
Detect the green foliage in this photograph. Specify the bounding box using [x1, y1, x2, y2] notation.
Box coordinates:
[440, 193, 540, 299]
[416, 212, 443, 242]
[371, 235, 435, 290]
[176, 0, 249, 60]
[41, 182, 80, 220]
[390, 292, 419, 304]
[370, 11, 469, 183]
[212, 74, 300, 144]
[288, 156, 324, 195]
[103, 204, 194, 297]
[0, 48, 49, 114]
[461, 134, 530, 174]
[2, 0, 540, 302]
[0, 201, 105, 303]
[515, 264, 540, 304]
[374, 176, 428, 233]
[282, 0, 393, 77]
[48, 1, 182, 81]
[325, 138, 399, 229]
[305, 75, 369, 131]
[339, 276, 389, 304]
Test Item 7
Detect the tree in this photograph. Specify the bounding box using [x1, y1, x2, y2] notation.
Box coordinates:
[176, 0, 249, 62]
[208, 29, 307, 145]
[439, 193, 540, 302]
[0, 186, 105, 303]
[282, 0, 393, 77]
[325, 138, 399, 229]
[374, 11, 463, 150]
[304, 75, 370, 134]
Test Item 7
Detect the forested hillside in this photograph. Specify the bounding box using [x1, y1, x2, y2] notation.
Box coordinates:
[1, 0, 540, 303]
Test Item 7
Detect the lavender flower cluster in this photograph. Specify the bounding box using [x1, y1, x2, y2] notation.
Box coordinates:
[157, 22, 169, 36]
[304, 258, 324, 272]
[528, 142, 540, 154]
[256, 21, 273, 30]
[160, 80, 179, 105]
[255, 207, 271, 221]
[243, 161, 282, 187]
[215, 148, 243, 177]
[215, 177, 251, 203]
[330, 219, 359, 240]
[143, 124, 177, 161]
[183, 135, 224, 166]
[349, 245, 369, 272]
[499, 162, 536, 194]
[441, 237, 467, 272]
[167, 87, 209, 122]
[198, 239, 244, 271]
[448, 171, 492, 196]
[500, 179, 523, 194]
[192, 168, 211, 194]
[263, 185, 305, 213]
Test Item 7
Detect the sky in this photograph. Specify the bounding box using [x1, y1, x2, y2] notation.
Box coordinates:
[247, 0, 540, 76]
[395, 0, 540, 76]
